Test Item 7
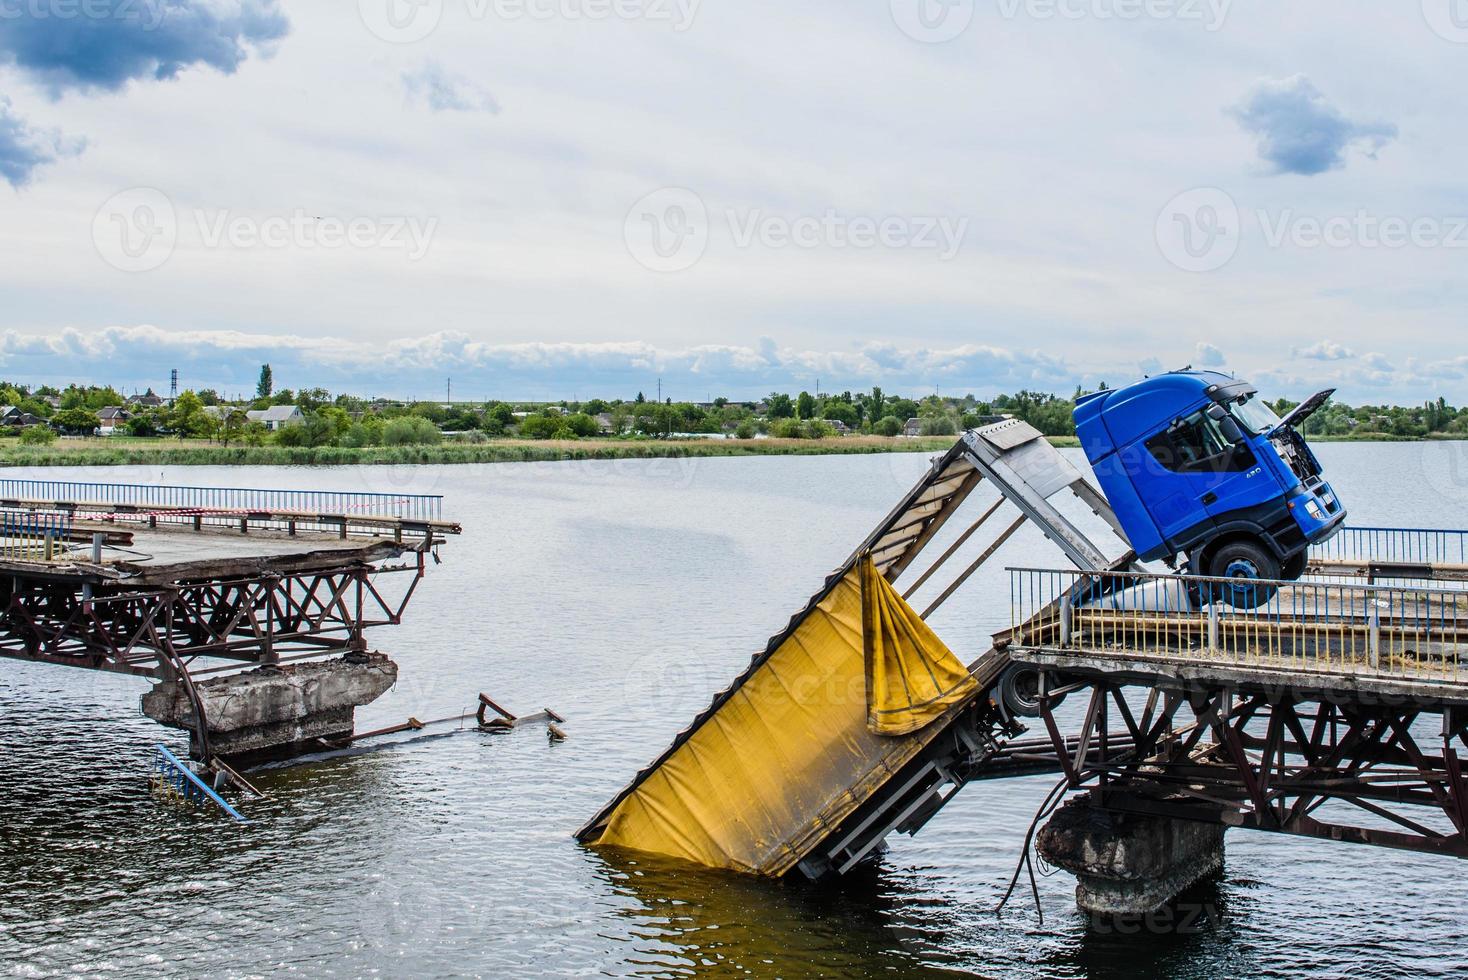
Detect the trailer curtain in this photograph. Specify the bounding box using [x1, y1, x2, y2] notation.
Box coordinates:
[593, 557, 976, 873]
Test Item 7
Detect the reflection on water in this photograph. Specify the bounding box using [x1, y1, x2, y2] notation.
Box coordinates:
[593, 848, 971, 978]
[3, 446, 1468, 976]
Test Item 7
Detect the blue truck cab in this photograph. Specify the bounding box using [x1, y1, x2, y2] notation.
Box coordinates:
[1074, 371, 1345, 592]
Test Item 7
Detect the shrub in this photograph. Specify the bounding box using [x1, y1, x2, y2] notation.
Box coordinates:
[734, 420, 756, 439]
[919, 416, 956, 437]
[874, 416, 903, 436]
[19, 426, 56, 445]
[563, 413, 600, 438]
[381, 416, 442, 446]
[769, 418, 803, 439]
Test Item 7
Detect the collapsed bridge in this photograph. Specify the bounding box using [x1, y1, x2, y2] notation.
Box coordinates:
[0, 479, 458, 765]
[579, 421, 1468, 914]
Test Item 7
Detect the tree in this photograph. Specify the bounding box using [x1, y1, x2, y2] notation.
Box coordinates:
[796, 391, 817, 420]
[257, 364, 273, 399]
[821, 401, 859, 427]
[219, 409, 249, 446]
[874, 415, 903, 437]
[52, 408, 100, 435]
[887, 398, 919, 422]
[167, 391, 209, 440]
[767, 393, 794, 418]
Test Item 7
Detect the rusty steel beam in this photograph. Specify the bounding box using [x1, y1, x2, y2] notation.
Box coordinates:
[0, 552, 428, 680]
[1032, 670, 1468, 861]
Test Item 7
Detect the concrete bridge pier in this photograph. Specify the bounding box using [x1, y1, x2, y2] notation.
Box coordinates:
[141, 654, 399, 764]
[1036, 794, 1225, 916]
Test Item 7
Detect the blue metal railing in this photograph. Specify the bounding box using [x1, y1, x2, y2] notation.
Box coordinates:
[1311, 527, 1468, 566]
[1008, 566, 1468, 683]
[0, 479, 442, 522]
[0, 508, 72, 561]
[150, 744, 250, 823]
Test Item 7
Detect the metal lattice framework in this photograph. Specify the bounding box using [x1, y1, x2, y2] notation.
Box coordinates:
[1029, 672, 1468, 858]
[0, 551, 429, 679]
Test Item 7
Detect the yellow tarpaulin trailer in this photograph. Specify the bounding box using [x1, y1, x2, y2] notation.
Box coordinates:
[577, 423, 1132, 878]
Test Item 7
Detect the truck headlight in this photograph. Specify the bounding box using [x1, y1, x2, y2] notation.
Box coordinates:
[1304, 499, 1324, 519]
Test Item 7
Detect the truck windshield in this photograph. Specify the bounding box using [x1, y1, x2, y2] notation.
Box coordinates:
[1229, 393, 1282, 435]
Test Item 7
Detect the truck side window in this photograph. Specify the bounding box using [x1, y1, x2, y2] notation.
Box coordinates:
[1145, 411, 1255, 474]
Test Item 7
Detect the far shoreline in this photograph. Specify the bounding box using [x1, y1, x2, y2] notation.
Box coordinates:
[0, 431, 1454, 468]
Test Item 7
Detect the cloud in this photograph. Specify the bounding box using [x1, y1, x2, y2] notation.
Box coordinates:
[402, 62, 500, 114]
[0, 326, 1079, 399]
[1229, 75, 1397, 176]
[0, 97, 83, 187]
[0, 0, 289, 96]
[1292, 340, 1354, 361]
[1195, 342, 1225, 367]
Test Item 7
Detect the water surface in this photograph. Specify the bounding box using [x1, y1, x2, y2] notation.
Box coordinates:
[4, 443, 1468, 977]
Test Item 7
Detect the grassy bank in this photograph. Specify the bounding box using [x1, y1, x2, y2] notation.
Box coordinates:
[0, 435, 997, 467]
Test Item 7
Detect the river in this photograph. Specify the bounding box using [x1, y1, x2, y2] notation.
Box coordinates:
[4, 442, 1468, 977]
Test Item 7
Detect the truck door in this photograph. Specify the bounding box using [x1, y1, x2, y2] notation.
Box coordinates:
[1140, 408, 1268, 549]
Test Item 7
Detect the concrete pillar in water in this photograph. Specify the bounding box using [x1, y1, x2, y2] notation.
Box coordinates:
[1035, 794, 1225, 916]
[141, 654, 398, 764]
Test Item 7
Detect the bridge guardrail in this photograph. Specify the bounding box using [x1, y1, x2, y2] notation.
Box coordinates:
[1312, 526, 1468, 566]
[0, 509, 73, 562]
[0, 480, 442, 522]
[1008, 566, 1468, 684]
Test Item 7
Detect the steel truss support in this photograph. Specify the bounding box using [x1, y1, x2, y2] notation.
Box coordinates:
[0, 552, 427, 679]
[1035, 672, 1468, 859]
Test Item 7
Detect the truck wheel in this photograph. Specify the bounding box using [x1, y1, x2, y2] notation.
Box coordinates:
[1281, 550, 1308, 581]
[1208, 540, 1280, 609]
[997, 665, 1055, 718]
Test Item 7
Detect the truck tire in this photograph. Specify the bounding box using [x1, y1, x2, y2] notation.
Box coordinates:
[1208, 539, 1280, 609]
[997, 665, 1053, 718]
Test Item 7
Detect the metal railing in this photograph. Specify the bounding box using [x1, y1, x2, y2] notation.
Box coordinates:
[1009, 566, 1468, 684]
[1312, 526, 1468, 566]
[0, 509, 72, 562]
[0, 479, 443, 522]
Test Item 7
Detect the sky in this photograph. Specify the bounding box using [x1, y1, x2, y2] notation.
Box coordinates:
[0, 0, 1464, 403]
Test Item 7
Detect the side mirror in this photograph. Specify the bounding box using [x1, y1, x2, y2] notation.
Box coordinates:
[1219, 416, 1243, 445]
[1206, 404, 1228, 421]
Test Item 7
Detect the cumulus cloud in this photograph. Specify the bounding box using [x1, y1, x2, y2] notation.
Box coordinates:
[0, 97, 83, 187]
[1292, 340, 1354, 361]
[402, 62, 500, 114]
[1195, 342, 1225, 367]
[0, 326, 1077, 398]
[0, 0, 289, 96]
[1229, 75, 1397, 176]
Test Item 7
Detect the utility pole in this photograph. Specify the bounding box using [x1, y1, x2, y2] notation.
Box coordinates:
[446, 378, 452, 405]
[657, 377, 662, 403]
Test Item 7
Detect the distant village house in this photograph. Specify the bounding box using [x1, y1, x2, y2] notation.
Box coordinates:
[246, 406, 304, 431]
